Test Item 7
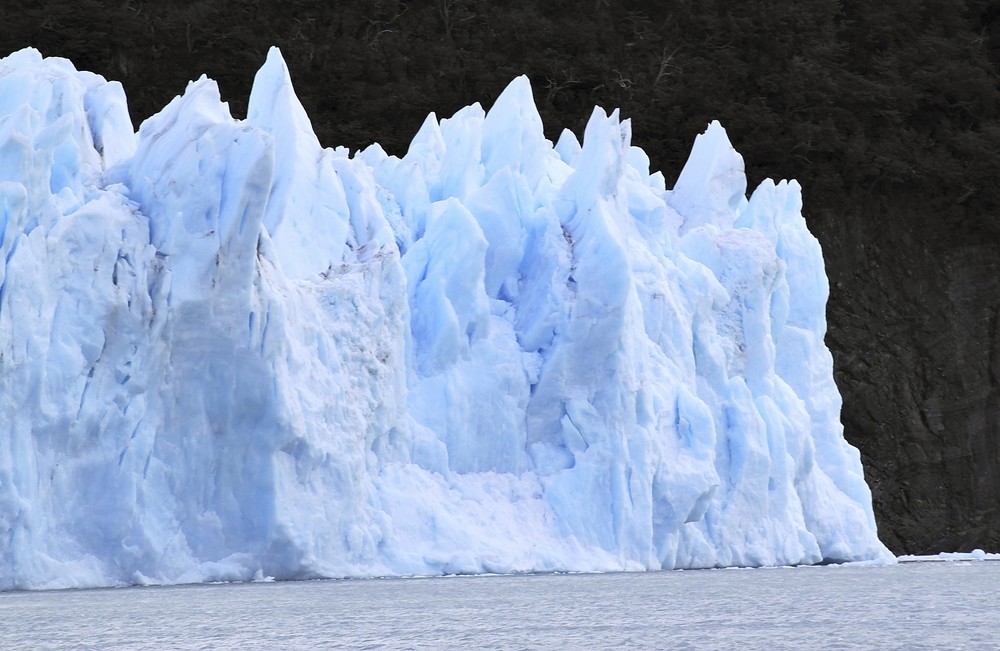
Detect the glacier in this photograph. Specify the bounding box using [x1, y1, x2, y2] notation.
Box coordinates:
[0, 47, 891, 590]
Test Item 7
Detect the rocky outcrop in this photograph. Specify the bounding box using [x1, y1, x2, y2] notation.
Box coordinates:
[817, 196, 1000, 553]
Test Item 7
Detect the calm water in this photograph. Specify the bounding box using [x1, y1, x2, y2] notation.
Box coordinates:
[2, 562, 999, 650]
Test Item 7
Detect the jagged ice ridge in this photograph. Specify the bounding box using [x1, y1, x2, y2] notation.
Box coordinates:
[0, 47, 891, 590]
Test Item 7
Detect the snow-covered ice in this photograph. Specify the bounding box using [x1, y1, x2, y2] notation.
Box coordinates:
[0, 47, 891, 590]
[898, 549, 1000, 562]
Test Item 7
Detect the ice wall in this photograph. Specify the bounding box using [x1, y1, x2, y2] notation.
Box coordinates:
[0, 48, 891, 590]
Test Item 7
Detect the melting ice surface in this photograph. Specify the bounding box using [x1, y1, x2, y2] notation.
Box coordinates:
[0, 47, 891, 590]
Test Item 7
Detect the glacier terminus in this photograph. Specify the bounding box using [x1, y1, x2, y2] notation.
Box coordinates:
[0, 47, 891, 590]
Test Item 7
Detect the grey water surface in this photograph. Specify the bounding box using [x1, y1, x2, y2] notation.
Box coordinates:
[2, 561, 998, 650]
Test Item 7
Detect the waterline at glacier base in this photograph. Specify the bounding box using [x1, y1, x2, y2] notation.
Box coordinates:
[0, 47, 891, 591]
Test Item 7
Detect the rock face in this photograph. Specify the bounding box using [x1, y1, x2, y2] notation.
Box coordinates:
[817, 198, 1000, 554]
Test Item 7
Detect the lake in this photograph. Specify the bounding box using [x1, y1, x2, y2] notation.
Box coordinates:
[2, 561, 998, 649]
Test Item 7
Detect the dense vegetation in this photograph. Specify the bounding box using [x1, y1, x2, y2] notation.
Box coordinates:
[3, 0, 999, 553]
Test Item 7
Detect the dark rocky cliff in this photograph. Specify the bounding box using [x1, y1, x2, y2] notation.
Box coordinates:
[3, 0, 998, 554]
[819, 195, 1000, 553]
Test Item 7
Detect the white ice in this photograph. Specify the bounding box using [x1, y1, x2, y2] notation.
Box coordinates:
[898, 550, 1000, 563]
[0, 47, 892, 590]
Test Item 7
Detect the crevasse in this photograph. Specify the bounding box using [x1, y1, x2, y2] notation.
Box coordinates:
[0, 47, 891, 591]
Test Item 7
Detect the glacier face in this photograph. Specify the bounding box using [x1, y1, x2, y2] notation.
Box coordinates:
[0, 47, 891, 590]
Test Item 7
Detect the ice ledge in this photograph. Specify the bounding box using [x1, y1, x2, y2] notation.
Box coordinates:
[898, 550, 1000, 562]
